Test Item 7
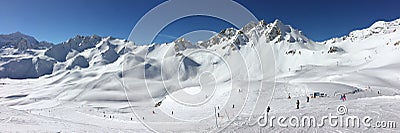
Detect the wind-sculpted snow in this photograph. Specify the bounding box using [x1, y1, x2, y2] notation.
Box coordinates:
[0, 57, 55, 79]
[67, 55, 89, 70]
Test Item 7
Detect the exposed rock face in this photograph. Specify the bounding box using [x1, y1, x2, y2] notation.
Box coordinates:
[328, 46, 345, 53]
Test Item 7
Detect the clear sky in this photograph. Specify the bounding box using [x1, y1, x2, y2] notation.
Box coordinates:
[0, 0, 399, 44]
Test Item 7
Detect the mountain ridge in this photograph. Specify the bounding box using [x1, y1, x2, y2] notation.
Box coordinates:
[0, 18, 399, 79]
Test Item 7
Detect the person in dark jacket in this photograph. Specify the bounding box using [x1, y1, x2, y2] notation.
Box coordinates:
[296, 100, 300, 109]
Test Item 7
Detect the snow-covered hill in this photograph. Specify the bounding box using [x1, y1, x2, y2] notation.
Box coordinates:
[0, 19, 400, 132]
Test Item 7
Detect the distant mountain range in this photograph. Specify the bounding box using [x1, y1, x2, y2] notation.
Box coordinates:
[0, 32, 52, 51]
[0, 19, 399, 79]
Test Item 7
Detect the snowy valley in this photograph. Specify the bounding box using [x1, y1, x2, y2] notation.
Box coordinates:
[0, 19, 400, 132]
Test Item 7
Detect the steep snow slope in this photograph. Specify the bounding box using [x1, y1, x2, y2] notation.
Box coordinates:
[0, 19, 400, 132]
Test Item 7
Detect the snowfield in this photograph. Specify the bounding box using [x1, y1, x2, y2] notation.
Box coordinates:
[0, 19, 400, 132]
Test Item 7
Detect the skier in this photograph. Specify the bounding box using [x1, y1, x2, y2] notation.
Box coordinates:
[288, 93, 291, 99]
[343, 94, 346, 101]
[265, 106, 271, 121]
[296, 100, 300, 109]
[232, 104, 235, 108]
[306, 96, 310, 103]
[340, 94, 343, 101]
[172, 111, 174, 115]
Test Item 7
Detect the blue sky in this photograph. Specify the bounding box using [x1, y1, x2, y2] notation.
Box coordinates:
[0, 0, 399, 44]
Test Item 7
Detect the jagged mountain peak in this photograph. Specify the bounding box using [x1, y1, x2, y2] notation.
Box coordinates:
[0, 32, 52, 51]
[196, 19, 312, 49]
[0, 32, 38, 44]
[275, 19, 292, 31]
[9, 31, 26, 36]
[66, 34, 102, 43]
[272, 19, 284, 26]
[172, 38, 198, 52]
[174, 37, 190, 43]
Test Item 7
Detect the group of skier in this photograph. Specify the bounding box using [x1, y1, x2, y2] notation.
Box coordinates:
[287, 93, 310, 109]
[295, 96, 310, 109]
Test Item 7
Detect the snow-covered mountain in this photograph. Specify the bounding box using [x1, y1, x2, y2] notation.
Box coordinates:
[1, 19, 400, 132]
[0, 32, 52, 51]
